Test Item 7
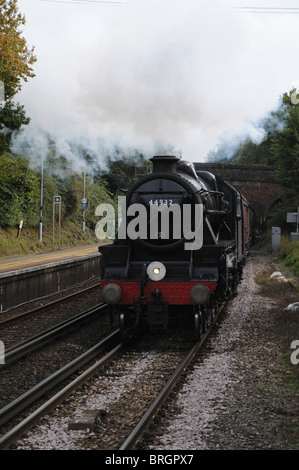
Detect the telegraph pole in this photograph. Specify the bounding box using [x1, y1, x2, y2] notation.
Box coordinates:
[39, 154, 44, 242]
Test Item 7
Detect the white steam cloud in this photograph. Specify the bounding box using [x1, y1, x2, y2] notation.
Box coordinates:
[11, 0, 299, 170]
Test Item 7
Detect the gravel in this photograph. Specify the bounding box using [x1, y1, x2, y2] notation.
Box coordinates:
[140, 254, 299, 450]
[14, 354, 155, 450]
[7, 252, 299, 450]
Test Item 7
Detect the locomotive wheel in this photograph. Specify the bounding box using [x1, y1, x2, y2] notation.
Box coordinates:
[119, 309, 141, 342]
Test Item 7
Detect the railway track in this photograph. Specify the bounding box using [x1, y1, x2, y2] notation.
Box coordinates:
[0, 304, 114, 407]
[0, 284, 118, 446]
[0, 330, 122, 449]
[3, 303, 107, 365]
[0, 304, 222, 450]
[120, 331, 210, 450]
[0, 282, 102, 343]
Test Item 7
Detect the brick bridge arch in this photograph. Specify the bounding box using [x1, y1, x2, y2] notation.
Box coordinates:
[194, 162, 281, 229]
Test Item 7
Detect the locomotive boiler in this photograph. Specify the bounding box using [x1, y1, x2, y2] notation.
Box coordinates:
[98, 155, 250, 340]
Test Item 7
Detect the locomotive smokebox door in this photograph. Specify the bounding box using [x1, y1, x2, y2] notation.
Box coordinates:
[147, 302, 168, 329]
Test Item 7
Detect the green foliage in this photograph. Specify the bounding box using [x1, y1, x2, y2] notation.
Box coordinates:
[210, 89, 299, 234]
[0, 152, 40, 226]
[270, 92, 299, 192]
[0, 150, 117, 233]
[210, 90, 299, 197]
[237, 137, 276, 165]
[0, 223, 98, 257]
[97, 153, 150, 195]
[0, 101, 30, 151]
[234, 90, 299, 195]
[278, 236, 299, 273]
[84, 179, 115, 229]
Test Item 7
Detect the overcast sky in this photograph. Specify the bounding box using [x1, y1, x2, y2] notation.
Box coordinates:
[12, 0, 299, 169]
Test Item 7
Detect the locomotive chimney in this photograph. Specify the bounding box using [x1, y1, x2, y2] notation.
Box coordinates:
[150, 155, 180, 174]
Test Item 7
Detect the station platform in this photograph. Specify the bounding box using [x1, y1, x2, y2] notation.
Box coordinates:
[0, 242, 112, 312]
[0, 242, 110, 274]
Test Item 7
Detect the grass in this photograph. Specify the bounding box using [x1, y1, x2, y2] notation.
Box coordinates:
[255, 262, 299, 449]
[278, 236, 299, 273]
[0, 222, 100, 258]
[255, 271, 298, 303]
[255, 265, 299, 390]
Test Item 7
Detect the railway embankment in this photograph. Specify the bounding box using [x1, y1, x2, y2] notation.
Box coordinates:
[138, 246, 299, 450]
[0, 224, 98, 259]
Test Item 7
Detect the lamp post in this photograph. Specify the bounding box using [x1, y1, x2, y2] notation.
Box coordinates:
[82, 166, 86, 233]
[39, 154, 43, 242]
[82, 158, 95, 232]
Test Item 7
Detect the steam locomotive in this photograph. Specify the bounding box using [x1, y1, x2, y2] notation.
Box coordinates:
[98, 155, 250, 341]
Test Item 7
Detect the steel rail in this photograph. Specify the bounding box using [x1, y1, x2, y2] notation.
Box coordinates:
[4, 303, 107, 365]
[0, 329, 120, 428]
[119, 308, 222, 450]
[0, 282, 100, 326]
[0, 336, 123, 449]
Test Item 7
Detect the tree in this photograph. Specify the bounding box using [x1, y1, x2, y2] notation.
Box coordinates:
[271, 91, 299, 194]
[0, 0, 36, 99]
[97, 153, 151, 195]
[0, 0, 37, 149]
[231, 90, 298, 194]
[0, 101, 30, 150]
[237, 137, 275, 165]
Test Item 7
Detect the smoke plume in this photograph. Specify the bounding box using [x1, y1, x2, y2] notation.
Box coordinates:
[11, 0, 299, 170]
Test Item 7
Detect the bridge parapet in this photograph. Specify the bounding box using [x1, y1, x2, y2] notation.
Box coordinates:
[194, 162, 277, 183]
[194, 162, 281, 229]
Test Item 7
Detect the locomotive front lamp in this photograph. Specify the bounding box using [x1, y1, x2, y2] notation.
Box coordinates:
[147, 262, 166, 281]
[190, 284, 210, 305]
[101, 284, 122, 304]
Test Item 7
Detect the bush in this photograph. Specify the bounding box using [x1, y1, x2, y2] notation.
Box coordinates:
[0, 153, 40, 227]
[0, 152, 118, 233]
[278, 236, 299, 272]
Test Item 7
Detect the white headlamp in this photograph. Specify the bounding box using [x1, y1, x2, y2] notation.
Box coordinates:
[147, 261, 166, 281]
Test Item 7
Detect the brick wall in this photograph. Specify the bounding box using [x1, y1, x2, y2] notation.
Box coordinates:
[194, 163, 282, 228]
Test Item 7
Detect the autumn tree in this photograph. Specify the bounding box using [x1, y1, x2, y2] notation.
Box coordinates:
[0, 0, 36, 150]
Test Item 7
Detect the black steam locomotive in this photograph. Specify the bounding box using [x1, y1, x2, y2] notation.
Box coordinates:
[99, 155, 250, 340]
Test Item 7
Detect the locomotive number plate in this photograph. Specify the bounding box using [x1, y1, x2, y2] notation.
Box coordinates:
[148, 199, 173, 207]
